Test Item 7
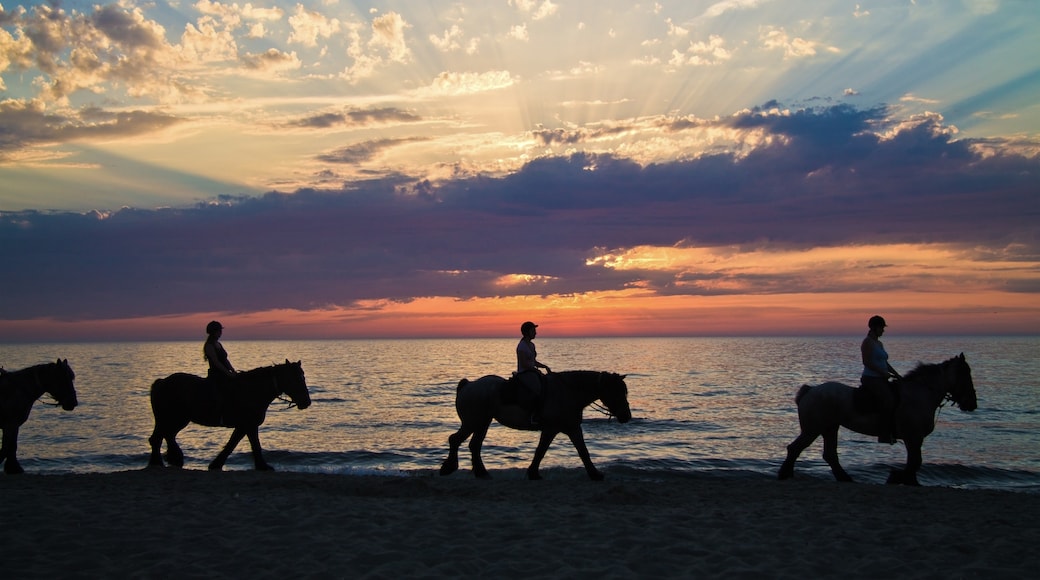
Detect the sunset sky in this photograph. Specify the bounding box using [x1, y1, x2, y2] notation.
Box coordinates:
[1, 0, 1037, 341]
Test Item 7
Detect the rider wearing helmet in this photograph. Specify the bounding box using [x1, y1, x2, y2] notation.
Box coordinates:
[861, 315, 902, 443]
[514, 321, 551, 426]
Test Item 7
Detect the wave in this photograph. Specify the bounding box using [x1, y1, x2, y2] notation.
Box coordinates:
[21, 451, 1040, 494]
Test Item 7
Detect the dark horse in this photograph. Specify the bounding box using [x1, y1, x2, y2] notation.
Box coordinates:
[440, 371, 632, 481]
[0, 360, 78, 475]
[148, 360, 311, 471]
[778, 353, 977, 486]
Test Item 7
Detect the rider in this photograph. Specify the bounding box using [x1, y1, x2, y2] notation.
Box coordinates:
[204, 320, 237, 425]
[204, 320, 237, 381]
[514, 321, 551, 426]
[860, 315, 902, 444]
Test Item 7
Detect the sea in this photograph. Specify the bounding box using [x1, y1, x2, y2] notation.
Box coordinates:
[2, 337, 1037, 492]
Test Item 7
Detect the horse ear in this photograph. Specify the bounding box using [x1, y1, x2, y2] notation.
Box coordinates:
[620, 374, 627, 380]
[285, 358, 290, 364]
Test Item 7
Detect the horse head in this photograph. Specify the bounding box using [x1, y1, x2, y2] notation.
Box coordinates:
[945, 353, 977, 412]
[276, 359, 311, 410]
[597, 372, 632, 423]
[47, 358, 78, 411]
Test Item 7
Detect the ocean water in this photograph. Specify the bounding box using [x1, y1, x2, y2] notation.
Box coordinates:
[1, 336, 1037, 492]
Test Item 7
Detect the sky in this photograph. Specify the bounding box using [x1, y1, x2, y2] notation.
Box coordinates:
[0, 0, 1038, 341]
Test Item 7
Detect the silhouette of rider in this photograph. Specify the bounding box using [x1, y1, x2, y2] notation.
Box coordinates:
[514, 321, 551, 426]
[860, 315, 902, 444]
[204, 320, 237, 380]
[204, 320, 237, 423]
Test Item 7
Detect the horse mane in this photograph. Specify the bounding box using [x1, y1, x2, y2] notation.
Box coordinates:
[239, 362, 289, 377]
[901, 356, 958, 383]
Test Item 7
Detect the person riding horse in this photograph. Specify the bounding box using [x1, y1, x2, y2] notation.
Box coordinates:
[514, 321, 551, 426]
[861, 315, 902, 443]
[204, 320, 238, 424]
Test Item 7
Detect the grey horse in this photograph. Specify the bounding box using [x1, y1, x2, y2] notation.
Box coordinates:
[778, 353, 977, 486]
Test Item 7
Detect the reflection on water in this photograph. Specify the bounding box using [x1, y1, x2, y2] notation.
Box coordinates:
[2, 336, 1038, 491]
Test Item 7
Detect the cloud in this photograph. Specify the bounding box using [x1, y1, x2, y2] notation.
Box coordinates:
[510, 1, 559, 20]
[670, 34, 732, 66]
[287, 107, 422, 129]
[760, 26, 838, 58]
[0, 100, 182, 159]
[288, 5, 341, 47]
[415, 70, 517, 97]
[702, 0, 770, 19]
[316, 137, 430, 164]
[240, 49, 302, 74]
[2, 102, 1036, 322]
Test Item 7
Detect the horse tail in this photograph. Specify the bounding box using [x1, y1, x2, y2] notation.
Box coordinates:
[794, 384, 812, 406]
[456, 378, 469, 393]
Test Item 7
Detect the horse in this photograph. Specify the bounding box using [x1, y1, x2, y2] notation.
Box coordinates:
[440, 370, 632, 481]
[147, 360, 311, 471]
[778, 353, 977, 486]
[0, 359, 78, 475]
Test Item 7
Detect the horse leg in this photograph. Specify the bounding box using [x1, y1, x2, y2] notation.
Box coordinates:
[2, 426, 23, 475]
[821, 427, 853, 482]
[777, 431, 818, 480]
[209, 428, 247, 471]
[468, 422, 492, 479]
[0, 427, 8, 468]
[244, 428, 274, 471]
[147, 424, 168, 467]
[564, 427, 604, 481]
[439, 426, 473, 476]
[888, 437, 923, 486]
[526, 430, 557, 481]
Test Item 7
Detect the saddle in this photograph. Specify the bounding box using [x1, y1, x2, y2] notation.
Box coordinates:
[852, 381, 901, 414]
[501, 376, 520, 405]
[502, 372, 547, 407]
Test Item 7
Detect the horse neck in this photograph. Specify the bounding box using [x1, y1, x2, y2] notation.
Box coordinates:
[6, 365, 51, 400]
[558, 371, 602, 406]
[904, 364, 952, 410]
[243, 367, 283, 400]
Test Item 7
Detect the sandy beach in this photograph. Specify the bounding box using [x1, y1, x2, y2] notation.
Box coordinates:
[0, 468, 1036, 579]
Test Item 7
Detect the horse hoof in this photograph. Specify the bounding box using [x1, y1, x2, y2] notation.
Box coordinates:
[255, 464, 275, 472]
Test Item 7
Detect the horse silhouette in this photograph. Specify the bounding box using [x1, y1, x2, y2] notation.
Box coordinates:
[778, 353, 977, 486]
[147, 360, 311, 471]
[0, 359, 78, 475]
[440, 371, 632, 480]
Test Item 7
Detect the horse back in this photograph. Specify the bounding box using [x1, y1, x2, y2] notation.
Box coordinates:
[454, 375, 509, 420]
[150, 373, 210, 418]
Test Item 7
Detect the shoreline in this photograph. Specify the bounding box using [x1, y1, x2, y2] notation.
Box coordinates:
[1, 469, 1037, 578]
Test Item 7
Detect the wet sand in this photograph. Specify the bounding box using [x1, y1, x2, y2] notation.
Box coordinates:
[0, 468, 1036, 578]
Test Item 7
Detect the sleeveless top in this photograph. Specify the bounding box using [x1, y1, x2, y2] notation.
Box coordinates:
[862, 339, 889, 378]
[206, 341, 232, 377]
[516, 339, 538, 374]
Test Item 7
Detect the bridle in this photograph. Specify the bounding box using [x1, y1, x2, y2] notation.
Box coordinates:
[588, 372, 617, 420]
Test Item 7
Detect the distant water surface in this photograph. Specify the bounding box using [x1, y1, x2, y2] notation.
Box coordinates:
[2, 336, 1037, 492]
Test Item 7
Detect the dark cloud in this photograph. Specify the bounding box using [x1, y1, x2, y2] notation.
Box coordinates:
[0, 102, 182, 156]
[289, 107, 422, 129]
[1, 102, 1036, 321]
[316, 137, 430, 164]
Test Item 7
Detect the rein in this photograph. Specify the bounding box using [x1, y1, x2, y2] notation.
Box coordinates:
[588, 372, 615, 420]
[8, 367, 65, 407]
[270, 376, 300, 409]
